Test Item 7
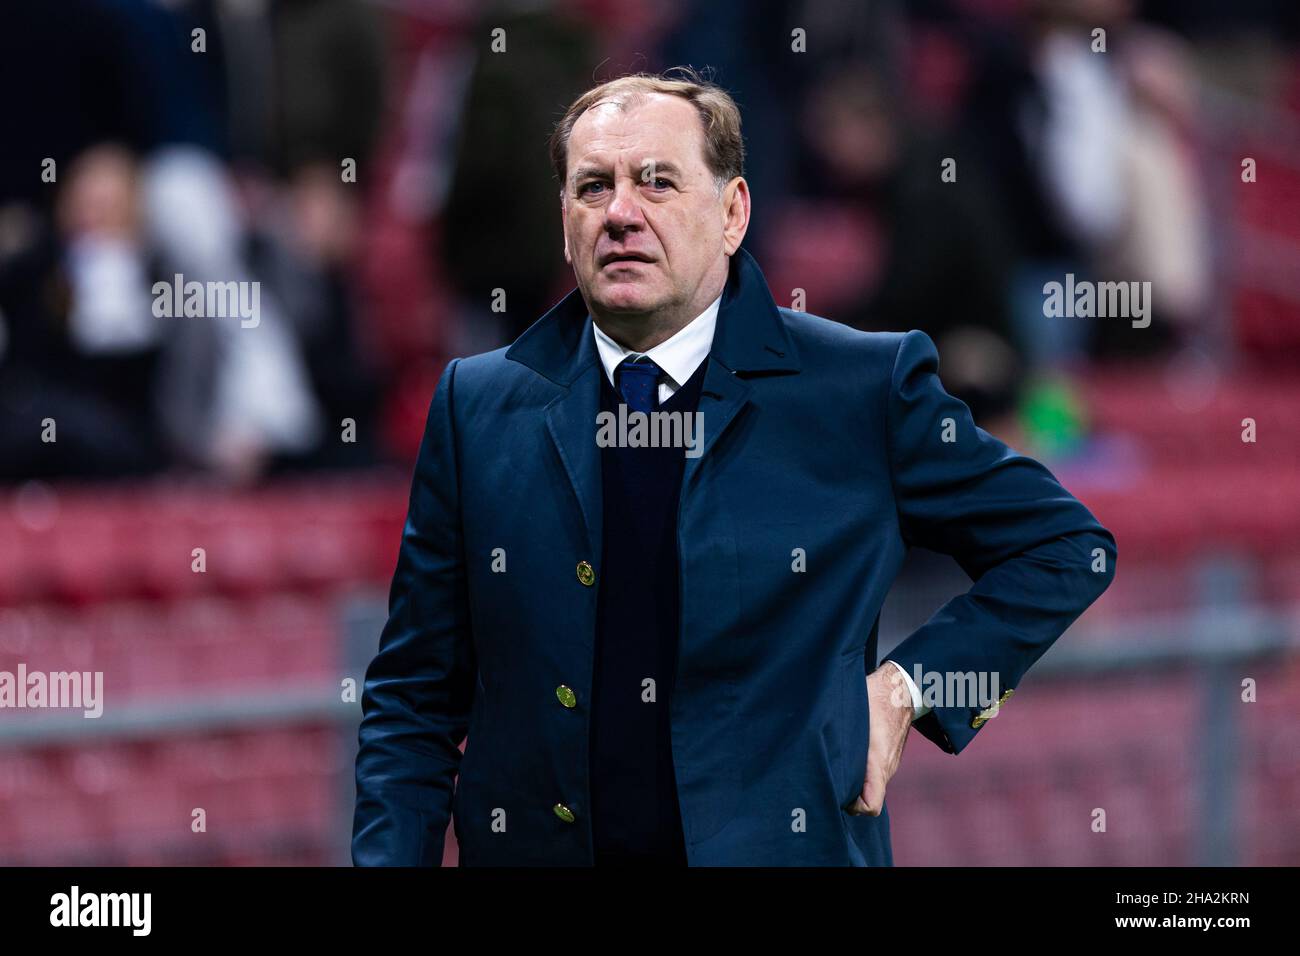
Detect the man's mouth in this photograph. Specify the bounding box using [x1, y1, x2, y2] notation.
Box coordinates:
[600, 253, 655, 267]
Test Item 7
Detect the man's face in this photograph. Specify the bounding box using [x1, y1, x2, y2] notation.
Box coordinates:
[561, 93, 738, 320]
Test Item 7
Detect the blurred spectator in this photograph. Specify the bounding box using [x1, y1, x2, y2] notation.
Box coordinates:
[953, 0, 1211, 365]
[244, 163, 383, 473]
[798, 60, 1023, 425]
[0, 146, 168, 480]
[1031, 0, 1211, 358]
[438, 3, 597, 343]
[141, 145, 323, 483]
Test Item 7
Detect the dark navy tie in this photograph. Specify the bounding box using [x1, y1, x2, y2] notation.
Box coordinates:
[616, 356, 661, 414]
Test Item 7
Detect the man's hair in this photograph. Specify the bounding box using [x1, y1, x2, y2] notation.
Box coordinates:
[549, 66, 746, 198]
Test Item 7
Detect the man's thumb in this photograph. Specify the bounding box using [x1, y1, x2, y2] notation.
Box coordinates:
[859, 777, 884, 816]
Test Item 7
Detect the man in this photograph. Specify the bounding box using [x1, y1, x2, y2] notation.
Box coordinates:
[352, 69, 1116, 866]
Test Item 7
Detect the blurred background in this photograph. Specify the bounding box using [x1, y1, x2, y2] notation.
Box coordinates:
[1, 0, 1298, 865]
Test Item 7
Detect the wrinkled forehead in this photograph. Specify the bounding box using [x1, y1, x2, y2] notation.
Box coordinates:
[567, 93, 708, 177]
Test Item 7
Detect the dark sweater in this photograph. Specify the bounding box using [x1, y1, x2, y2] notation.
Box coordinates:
[589, 355, 710, 866]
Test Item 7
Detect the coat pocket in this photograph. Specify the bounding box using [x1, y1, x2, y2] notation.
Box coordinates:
[838, 653, 870, 812]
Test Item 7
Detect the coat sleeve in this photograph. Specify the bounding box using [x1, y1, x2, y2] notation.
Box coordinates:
[881, 330, 1116, 755]
[352, 358, 476, 864]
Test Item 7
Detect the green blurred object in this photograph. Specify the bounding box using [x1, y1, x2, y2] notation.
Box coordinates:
[1018, 378, 1087, 457]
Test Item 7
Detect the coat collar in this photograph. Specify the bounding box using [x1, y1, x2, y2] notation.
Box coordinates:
[505, 246, 801, 386]
[515, 247, 798, 563]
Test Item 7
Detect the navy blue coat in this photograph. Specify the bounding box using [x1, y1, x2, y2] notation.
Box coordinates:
[352, 248, 1116, 866]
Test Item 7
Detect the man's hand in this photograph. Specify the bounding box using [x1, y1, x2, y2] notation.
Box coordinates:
[848, 663, 914, 816]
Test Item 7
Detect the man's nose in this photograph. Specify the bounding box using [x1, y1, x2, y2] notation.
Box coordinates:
[604, 179, 645, 232]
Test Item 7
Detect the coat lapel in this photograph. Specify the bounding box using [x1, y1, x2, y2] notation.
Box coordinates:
[504, 283, 603, 559]
[544, 359, 604, 560]
[682, 247, 801, 488]
[682, 359, 752, 492]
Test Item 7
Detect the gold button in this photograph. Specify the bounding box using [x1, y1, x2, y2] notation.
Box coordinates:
[576, 561, 595, 586]
[553, 803, 575, 823]
[556, 685, 577, 708]
[971, 689, 1015, 728]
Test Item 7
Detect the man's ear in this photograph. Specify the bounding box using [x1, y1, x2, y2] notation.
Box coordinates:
[721, 177, 751, 257]
[560, 191, 571, 265]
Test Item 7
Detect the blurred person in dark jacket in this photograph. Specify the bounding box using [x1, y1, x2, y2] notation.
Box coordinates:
[439, 4, 597, 344]
[798, 61, 1024, 427]
[0, 147, 168, 480]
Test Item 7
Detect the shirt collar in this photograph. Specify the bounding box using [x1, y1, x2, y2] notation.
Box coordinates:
[591, 293, 722, 390]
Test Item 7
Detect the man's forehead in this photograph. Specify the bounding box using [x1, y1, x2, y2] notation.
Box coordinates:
[568, 94, 706, 170]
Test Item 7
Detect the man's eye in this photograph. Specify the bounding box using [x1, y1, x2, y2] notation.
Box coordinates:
[579, 182, 605, 196]
[647, 178, 672, 190]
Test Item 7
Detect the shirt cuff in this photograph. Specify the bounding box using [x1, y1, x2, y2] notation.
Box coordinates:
[886, 659, 931, 720]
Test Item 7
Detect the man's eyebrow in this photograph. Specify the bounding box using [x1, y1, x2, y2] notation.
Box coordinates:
[569, 161, 685, 186]
[640, 161, 683, 179]
[570, 165, 610, 186]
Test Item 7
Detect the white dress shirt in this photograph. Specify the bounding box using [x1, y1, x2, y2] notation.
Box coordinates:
[589, 294, 931, 722]
[592, 293, 721, 403]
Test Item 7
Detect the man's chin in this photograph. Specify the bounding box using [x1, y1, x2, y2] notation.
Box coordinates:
[590, 286, 666, 316]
